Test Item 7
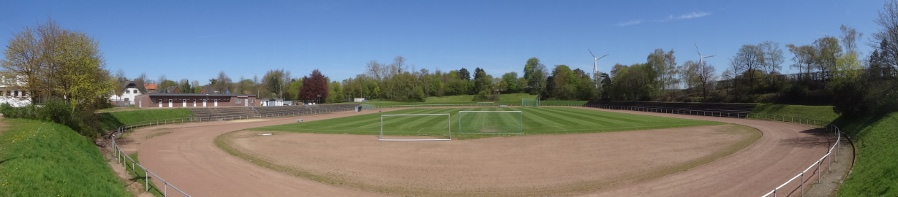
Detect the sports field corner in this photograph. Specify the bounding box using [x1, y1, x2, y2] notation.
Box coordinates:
[126, 106, 831, 196]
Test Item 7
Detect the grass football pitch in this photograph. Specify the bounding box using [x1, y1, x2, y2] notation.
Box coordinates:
[252, 107, 720, 139]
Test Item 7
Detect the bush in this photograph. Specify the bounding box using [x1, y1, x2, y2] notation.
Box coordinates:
[0, 99, 105, 138]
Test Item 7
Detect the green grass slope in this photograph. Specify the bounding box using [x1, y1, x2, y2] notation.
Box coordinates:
[751, 104, 839, 123]
[0, 119, 131, 196]
[253, 107, 718, 139]
[836, 112, 898, 196]
[99, 108, 193, 130]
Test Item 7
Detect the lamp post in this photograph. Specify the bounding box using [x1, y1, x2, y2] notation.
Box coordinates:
[317, 94, 321, 104]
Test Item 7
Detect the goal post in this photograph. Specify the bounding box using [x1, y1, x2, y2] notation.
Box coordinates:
[521, 97, 540, 107]
[379, 114, 451, 141]
[457, 111, 524, 135]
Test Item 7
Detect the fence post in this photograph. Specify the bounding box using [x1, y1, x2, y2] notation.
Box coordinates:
[817, 160, 822, 183]
[145, 170, 149, 192]
[800, 173, 804, 197]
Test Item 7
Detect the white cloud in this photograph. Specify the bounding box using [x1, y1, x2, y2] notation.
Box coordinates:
[617, 20, 643, 27]
[658, 11, 711, 22]
[677, 11, 710, 19]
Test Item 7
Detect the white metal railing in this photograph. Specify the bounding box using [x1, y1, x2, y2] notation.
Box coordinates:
[111, 127, 190, 197]
[588, 104, 751, 118]
[750, 113, 843, 197]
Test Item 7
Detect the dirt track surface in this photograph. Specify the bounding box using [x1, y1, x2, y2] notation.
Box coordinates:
[133, 107, 830, 196]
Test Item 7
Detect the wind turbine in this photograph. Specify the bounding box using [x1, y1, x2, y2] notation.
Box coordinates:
[695, 44, 714, 66]
[695, 44, 715, 98]
[589, 49, 608, 88]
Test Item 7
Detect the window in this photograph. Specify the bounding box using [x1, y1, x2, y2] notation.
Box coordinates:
[236, 98, 242, 104]
[134, 90, 138, 94]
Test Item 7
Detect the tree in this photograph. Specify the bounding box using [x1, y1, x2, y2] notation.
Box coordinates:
[730, 44, 763, 95]
[500, 72, 520, 93]
[287, 79, 303, 100]
[874, 1, 898, 70]
[647, 49, 678, 92]
[549, 65, 577, 99]
[134, 73, 148, 93]
[328, 81, 344, 103]
[179, 79, 193, 93]
[680, 60, 716, 99]
[472, 67, 491, 94]
[113, 69, 128, 95]
[813, 36, 842, 86]
[262, 69, 290, 99]
[215, 71, 233, 94]
[759, 41, 784, 74]
[299, 69, 328, 103]
[459, 68, 471, 81]
[786, 44, 816, 81]
[1, 19, 114, 112]
[523, 57, 548, 95]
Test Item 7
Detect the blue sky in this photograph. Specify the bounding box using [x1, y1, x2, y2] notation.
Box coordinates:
[0, 0, 886, 83]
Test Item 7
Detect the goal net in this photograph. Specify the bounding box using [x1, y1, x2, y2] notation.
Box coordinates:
[458, 111, 524, 135]
[521, 97, 540, 107]
[476, 102, 496, 106]
[380, 114, 452, 141]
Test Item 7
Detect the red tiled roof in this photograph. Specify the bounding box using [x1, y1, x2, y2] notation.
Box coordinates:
[145, 83, 158, 90]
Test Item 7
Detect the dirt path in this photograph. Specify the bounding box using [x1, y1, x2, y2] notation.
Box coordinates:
[580, 107, 830, 196]
[135, 110, 397, 197]
[134, 107, 829, 196]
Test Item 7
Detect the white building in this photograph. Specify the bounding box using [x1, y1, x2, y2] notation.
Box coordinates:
[109, 81, 142, 106]
[0, 75, 31, 107]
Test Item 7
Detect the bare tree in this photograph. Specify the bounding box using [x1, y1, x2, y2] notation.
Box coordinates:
[840, 25, 862, 53]
[874, 0, 898, 70]
[759, 41, 784, 74]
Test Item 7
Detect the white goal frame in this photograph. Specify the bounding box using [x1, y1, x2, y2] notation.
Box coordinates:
[379, 114, 452, 142]
[476, 102, 496, 106]
[521, 98, 540, 107]
[457, 111, 524, 135]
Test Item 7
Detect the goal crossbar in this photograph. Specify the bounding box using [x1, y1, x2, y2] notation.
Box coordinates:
[379, 113, 452, 141]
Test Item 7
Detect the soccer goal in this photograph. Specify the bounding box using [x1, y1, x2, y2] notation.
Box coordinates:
[476, 102, 496, 106]
[457, 111, 524, 135]
[521, 97, 540, 107]
[379, 114, 452, 141]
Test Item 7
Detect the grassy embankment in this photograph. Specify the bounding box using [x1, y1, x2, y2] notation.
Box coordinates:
[751, 104, 840, 124]
[835, 112, 898, 196]
[0, 119, 131, 196]
[99, 108, 194, 131]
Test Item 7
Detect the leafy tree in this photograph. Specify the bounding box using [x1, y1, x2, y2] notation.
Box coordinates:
[523, 57, 548, 95]
[1, 19, 114, 113]
[549, 65, 577, 99]
[459, 68, 471, 81]
[327, 81, 344, 103]
[262, 69, 290, 99]
[179, 79, 193, 93]
[472, 67, 491, 94]
[217, 71, 233, 93]
[287, 79, 303, 100]
[499, 72, 520, 93]
[647, 49, 678, 92]
[299, 69, 328, 103]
